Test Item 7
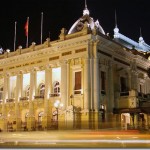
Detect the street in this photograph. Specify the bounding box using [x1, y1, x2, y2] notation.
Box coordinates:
[0, 129, 150, 148]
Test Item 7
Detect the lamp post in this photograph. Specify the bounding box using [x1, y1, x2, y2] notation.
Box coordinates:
[100, 104, 105, 122]
[54, 100, 63, 129]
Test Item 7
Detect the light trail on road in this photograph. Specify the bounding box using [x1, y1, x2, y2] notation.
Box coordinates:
[1, 139, 150, 144]
[0, 130, 150, 148]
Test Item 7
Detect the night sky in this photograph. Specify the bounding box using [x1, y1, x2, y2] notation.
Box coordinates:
[0, 0, 150, 51]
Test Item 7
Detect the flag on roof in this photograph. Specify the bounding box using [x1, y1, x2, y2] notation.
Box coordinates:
[24, 17, 29, 36]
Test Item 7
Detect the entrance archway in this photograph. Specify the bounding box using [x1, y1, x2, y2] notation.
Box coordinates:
[121, 113, 130, 129]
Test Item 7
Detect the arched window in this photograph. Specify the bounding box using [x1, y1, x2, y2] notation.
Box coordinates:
[38, 111, 44, 123]
[54, 81, 60, 94]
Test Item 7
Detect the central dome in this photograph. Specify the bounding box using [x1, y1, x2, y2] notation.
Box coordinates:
[68, 7, 105, 35]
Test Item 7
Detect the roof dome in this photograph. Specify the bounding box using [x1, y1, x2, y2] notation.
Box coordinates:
[68, 6, 105, 35]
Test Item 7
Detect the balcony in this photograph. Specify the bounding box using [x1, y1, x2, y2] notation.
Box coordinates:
[118, 90, 138, 108]
[138, 92, 150, 100]
[34, 95, 44, 99]
[118, 90, 150, 109]
[49, 93, 60, 97]
[20, 97, 29, 101]
[6, 98, 15, 103]
[120, 91, 129, 96]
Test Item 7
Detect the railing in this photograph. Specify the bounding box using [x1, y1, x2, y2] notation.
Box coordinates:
[120, 91, 129, 96]
[6, 98, 15, 102]
[74, 89, 82, 94]
[34, 95, 44, 99]
[138, 92, 150, 99]
[20, 97, 29, 101]
[49, 93, 60, 97]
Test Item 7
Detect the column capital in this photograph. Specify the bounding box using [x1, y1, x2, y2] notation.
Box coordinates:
[84, 57, 90, 64]
[94, 58, 99, 64]
[16, 70, 24, 75]
[88, 39, 94, 44]
[93, 39, 100, 45]
[45, 64, 53, 70]
[60, 60, 68, 65]
[4, 72, 10, 78]
[30, 67, 38, 73]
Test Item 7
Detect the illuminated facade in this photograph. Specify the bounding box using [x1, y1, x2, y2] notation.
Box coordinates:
[0, 5, 150, 132]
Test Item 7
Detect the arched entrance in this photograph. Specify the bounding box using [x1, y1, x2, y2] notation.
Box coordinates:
[21, 110, 29, 131]
[7, 111, 15, 132]
[37, 111, 44, 130]
[121, 113, 130, 130]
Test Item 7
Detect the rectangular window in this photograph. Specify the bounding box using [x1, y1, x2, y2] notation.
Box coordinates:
[120, 77, 127, 92]
[101, 71, 106, 94]
[74, 71, 81, 94]
[140, 84, 142, 93]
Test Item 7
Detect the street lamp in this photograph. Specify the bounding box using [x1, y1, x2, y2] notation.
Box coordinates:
[54, 100, 63, 129]
[100, 104, 105, 122]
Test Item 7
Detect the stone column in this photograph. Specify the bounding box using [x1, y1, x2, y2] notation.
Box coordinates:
[1, 73, 9, 131]
[107, 61, 114, 111]
[20, 72, 23, 98]
[43, 66, 52, 129]
[44, 66, 52, 99]
[27, 68, 36, 131]
[29, 69, 37, 100]
[61, 60, 67, 110]
[66, 61, 70, 107]
[82, 58, 90, 129]
[14, 72, 22, 131]
[93, 58, 100, 111]
[107, 61, 115, 128]
[134, 113, 138, 129]
[7, 74, 10, 99]
[144, 76, 148, 94]
[84, 58, 90, 110]
[3, 73, 9, 102]
[15, 72, 22, 102]
[93, 40, 100, 129]
[60, 60, 68, 129]
[90, 58, 93, 111]
[132, 71, 138, 90]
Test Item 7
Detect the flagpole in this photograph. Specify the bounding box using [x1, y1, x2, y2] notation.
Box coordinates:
[49, 31, 50, 39]
[14, 21, 17, 51]
[41, 12, 43, 44]
[26, 17, 29, 48]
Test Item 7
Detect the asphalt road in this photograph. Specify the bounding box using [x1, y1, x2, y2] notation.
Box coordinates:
[0, 129, 150, 148]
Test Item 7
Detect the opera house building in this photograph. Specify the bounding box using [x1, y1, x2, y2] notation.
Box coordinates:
[0, 5, 150, 131]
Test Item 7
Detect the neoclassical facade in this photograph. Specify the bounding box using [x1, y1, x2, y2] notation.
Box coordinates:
[0, 5, 150, 131]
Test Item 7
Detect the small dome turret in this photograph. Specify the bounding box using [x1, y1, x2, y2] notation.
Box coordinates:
[68, 1, 105, 35]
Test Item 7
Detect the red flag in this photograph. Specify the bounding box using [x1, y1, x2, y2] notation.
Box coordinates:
[24, 18, 28, 36]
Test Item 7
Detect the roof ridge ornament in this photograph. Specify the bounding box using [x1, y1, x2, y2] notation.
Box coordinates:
[85, 0, 87, 9]
[139, 27, 145, 44]
[115, 10, 118, 28]
[83, 0, 90, 16]
[113, 10, 119, 38]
